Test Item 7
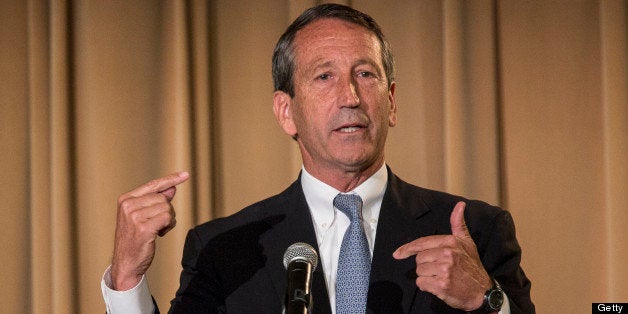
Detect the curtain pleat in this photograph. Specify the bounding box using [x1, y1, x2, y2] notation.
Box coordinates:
[188, 0, 213, 225]
[27, 0, 52, 313]
[49, 0, 78, 312]
[0, 0, 625, 313]
[1, 1, 30, 314]
[600, 0, 628, 300]
[442, 0, 501, 205]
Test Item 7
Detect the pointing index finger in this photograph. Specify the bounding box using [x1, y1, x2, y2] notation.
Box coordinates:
[393, 235, 452, 260]
[126, 171, 190, 199]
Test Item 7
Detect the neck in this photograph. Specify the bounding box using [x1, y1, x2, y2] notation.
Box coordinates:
[303, 159, 384, 192]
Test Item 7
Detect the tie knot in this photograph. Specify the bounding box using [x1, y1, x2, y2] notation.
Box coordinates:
[333, 193, 363, 221]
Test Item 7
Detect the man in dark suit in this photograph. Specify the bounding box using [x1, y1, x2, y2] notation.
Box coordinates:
[102, 4, 534, 313]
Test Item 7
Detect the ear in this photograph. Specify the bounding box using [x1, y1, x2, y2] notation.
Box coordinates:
[388, 82, 397, 127]
[273, 91, 298, 137]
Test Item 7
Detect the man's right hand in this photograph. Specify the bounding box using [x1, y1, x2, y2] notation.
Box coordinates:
[110, 171, 190, 291]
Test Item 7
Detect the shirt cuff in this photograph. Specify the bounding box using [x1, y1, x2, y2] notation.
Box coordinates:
[101, 265, 155, 314]
[499, 290, 510, 314]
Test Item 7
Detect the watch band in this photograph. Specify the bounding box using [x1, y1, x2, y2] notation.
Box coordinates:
[471, 278, 504, 313]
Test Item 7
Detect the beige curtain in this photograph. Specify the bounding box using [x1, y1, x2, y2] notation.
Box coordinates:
[1, 0, 625, 313]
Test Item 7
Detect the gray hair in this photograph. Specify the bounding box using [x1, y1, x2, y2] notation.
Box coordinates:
[272, 3, 395, 97]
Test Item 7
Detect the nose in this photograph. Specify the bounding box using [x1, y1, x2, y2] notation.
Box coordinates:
[339, 76, 360, 108]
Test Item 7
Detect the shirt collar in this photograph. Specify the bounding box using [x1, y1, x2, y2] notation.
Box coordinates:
[300, 164, 388, 227]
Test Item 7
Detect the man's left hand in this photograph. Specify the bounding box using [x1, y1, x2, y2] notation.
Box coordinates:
[392, 201, 492, 311]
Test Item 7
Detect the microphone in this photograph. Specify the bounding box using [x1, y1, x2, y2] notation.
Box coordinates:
[283, 242, 319, 314]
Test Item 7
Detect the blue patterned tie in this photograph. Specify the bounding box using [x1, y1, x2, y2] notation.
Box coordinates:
[334, 194, 371, 314]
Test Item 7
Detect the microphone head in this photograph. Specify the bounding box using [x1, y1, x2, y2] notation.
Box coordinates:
[283, 242, 318, 272]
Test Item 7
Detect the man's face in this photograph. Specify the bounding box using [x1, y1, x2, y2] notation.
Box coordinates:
[274, 18, 397, 175]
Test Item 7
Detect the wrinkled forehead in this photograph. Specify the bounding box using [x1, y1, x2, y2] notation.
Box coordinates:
[293, 18, 378, 47]
[292, 18, 383, 66]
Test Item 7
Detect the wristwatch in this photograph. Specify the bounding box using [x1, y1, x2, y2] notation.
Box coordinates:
[473, 279, 504, 313]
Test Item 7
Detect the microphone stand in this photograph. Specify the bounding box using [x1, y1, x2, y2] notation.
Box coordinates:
[284, 260, 313, 314]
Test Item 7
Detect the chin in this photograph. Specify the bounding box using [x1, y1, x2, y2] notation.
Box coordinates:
[336, 154, 378, 171]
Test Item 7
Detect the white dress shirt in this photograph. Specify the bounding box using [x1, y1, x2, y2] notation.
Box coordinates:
[101, 265, 154, 313]
[300, 164, 387, 313]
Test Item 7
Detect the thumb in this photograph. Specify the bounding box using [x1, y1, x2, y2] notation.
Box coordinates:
[450, 201, 470, 238]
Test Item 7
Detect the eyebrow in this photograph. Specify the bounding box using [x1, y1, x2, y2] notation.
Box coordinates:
[309, 58, 380, 73]
[353, 59, 379, 70]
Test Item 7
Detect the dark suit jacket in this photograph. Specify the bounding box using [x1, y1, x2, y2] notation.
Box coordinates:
[167, 168, 534, 313]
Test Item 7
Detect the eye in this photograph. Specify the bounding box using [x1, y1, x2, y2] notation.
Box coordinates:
[317, 73, 331, 80]
[357, 71, 375, 78]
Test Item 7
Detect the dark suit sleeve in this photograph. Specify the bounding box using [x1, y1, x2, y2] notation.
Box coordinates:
[168, 228, 227, 314]
[474, 209, 535, 314]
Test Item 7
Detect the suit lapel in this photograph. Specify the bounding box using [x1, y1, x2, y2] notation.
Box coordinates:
[367, 169, 438, 313]
[259, 179, 332, 314]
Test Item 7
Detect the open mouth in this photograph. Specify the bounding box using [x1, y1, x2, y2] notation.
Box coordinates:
[335, 123, 366, 133]
[337, 126, 363, 133]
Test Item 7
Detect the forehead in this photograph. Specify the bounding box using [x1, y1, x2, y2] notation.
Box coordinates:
[292, 18, 382, 66]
